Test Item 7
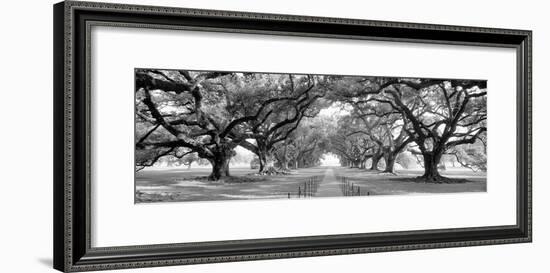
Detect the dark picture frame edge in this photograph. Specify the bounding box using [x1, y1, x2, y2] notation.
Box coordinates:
[53, 1, 532, 272]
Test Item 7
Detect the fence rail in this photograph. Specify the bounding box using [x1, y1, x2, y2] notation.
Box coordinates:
[335, 175, 370, 197]
[288, 175, 323, 198]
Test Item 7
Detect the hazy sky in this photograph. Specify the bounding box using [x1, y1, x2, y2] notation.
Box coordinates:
[320, 153, 339, 166]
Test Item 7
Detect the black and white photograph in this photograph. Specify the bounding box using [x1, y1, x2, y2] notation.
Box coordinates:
[135, 69, 487, 203]
[0, 0, 544, 272]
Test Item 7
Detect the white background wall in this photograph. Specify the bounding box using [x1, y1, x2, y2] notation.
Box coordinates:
[0, 0, 547, 272]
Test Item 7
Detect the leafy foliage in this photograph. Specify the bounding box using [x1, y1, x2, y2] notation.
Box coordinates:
[135, 69, 487, 183]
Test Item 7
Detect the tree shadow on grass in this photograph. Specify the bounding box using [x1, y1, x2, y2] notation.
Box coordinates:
[222, 176, 268, 184]
[388, 176, 472, 184]
[175, 175, 268, 184]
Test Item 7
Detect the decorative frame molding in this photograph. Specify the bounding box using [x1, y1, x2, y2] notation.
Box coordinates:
[53, 1, 532, 272]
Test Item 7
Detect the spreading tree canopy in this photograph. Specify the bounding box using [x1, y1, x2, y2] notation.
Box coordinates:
[135, 69, 487, 183]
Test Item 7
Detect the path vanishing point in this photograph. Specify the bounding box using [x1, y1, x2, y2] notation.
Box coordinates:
[315, 168, 343, 197]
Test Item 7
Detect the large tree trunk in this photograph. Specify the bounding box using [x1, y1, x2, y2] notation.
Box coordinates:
[370, 152, 382, 171]
[256, 141, 268, 173]
[258, 153, 266, 173]
[208, 152, 231, 181]
[280, 144, 289, 171]
[383, 153, 396, 173]
[255, 140, 279, 174]
[280, 158, 288, 170]
[258, 152, 277, 174]
[420, 151, 443, 182]
[295, 154, 302, 168]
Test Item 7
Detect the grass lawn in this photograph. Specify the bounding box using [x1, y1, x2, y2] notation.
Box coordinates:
[332, 167, 486, 196]
[136, 167, 325, 203]
[136, 166, 486, 203]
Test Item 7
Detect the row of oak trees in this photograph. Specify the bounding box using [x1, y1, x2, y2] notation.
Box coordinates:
[135, 69, 486, 182]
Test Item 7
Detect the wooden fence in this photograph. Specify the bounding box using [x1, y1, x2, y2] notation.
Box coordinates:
[336, 176, 370, 197]
[288, 175, 323, 198]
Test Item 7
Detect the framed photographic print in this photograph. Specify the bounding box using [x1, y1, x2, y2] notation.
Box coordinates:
[53, 1, 532, 272]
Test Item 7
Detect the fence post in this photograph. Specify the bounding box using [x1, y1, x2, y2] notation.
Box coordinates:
[345, 180, 348, 196]
[298, 186, 301, 198]
[288, 192, 290, 199]
[315, 178, 317, 192]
